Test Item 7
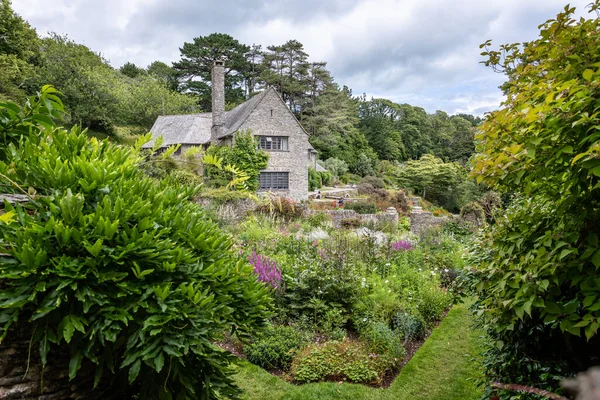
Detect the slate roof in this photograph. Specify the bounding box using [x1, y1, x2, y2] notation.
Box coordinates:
[316, 162, 328, 172]
[142, 87, 312, 150]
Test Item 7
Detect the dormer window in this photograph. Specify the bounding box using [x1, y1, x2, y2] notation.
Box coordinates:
[258, 136, 288, 151]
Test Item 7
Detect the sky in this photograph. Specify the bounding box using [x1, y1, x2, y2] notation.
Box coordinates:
[12, 0, 593, 116]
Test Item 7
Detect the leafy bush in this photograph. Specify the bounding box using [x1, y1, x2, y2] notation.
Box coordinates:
[371, 188, 389, 200]
[308, 168, 322, 191]
[417, 287, 452, 324]
[291, 339, 397, 384]
[244, 325, 308, 370]
[392, 191, 410, 213]
[168, 169, 203, 187]
[322, 157, 348, 178]
[356, 182, 375, 195]
[360, 176, 385, 189]
[459, 201, 485, 224]
[256, 196, 304, 220]
[0, 88, 271, 399]
[392, 311, 426, 341]
[198, 187, 253, 204]
[344, 201, 377, 214]
[307, 212, 331, 228]
[205, 130, 268, 191]
[479, 191, 502, 222]
[360, 321, 406, 360]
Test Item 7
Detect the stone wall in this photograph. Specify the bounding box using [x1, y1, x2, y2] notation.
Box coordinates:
[0, 336, 105, 399]
[410, 206, 451, 235]
[239, 89, 311, 201]
[323, 207, 399, 229]
[197, 198, 256, 224]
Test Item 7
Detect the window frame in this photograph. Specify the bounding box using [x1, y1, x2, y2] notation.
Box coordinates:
[258, 172, 289, 190]
[256, 136, 289, 151]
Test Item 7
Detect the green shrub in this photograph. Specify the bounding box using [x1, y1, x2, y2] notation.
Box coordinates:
[168, 169, 203, 186]
[360, 321, 406, 360]
[0, 88, 271, 399]
[244, 325, 308, 370]
[459, 201, 485, 224]
[205, 130, 268, 191]
[344, 201, 377, 214]
[360, 176, 385, 189]
[291, 339, 396, 384]
[308, 168, 322, 191]
[198, 187, 253, 204]
[356, 183, 375, 195]
[392, 311, 426, 341]
[306, 212, 331, 228]
[417, 287, 452, 324]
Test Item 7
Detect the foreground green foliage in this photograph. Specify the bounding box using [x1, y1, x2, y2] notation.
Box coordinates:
[464, 2, 600, 398]
[0, 88, 271, 399]
[233, 304, 482, 400]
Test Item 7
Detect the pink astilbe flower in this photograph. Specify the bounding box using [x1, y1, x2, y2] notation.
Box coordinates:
[391, 240, 414, 251]
[248, 252, 283, 292]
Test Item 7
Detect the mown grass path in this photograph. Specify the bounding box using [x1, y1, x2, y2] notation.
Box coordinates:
[233, 303, 483, 400]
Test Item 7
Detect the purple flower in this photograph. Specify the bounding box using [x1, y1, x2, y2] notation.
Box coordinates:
[248, 252, 283, 292]
[391, 240, 414, 251]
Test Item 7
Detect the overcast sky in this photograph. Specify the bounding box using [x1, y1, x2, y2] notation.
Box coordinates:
[12, 0, 592, 115]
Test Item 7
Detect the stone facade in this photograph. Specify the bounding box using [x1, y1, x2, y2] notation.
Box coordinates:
[236, 89, 311, 200]
[410, 206, 451, 235]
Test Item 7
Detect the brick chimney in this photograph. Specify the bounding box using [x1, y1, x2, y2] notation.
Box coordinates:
[211, 60, 225, 141]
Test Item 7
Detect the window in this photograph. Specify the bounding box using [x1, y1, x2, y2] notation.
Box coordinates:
[259, 172, 289, 190]
[257, 136, 288, 151]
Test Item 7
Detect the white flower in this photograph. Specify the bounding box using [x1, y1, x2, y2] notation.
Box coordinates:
[385, 280, 389, 284]
[363, 317, 367, 322]
[444, 268, 449, 273]
[418, 268, 422, 271]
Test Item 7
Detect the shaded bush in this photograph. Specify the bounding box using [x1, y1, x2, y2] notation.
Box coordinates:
[344, 201, 377, 214]
[244, 326, 308, 370]
[291, 339, 398, 384]
[360, 321, 406, 360]
[392, 311, 426, 341]
[357, 182, 375, 195]
[360, 175, 385, 189]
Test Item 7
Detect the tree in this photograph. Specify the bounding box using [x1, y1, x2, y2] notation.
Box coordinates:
[173, 33, 250, 110]
[395, 155, 466, 211]
[31, 34, 122, 131]
[0, 87, 271, 399]
[321, 157, 348, 179]
[119, 61, 146, 78]
[465, 2, 600, 397]
[114, 74, 198, 129]
[147, 61, 179, 92]
[0, 0, 39, 100]
[358, 98, 406, 161]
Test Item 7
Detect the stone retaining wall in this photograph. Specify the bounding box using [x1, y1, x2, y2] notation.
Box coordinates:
[410, 206, 451, 235]
[324, 207, 399, 229]
[0, 336, 105, 399]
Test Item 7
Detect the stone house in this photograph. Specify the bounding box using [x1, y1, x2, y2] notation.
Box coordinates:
[142, 61, 317, 200]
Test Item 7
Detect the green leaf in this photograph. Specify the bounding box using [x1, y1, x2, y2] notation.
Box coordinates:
[69, 351, 83, 380]
[583, 69, 594, 82]
[592, 250, 600, 268]
[128, 359, 141, 383]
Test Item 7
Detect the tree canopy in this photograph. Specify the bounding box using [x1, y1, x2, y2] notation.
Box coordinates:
[465, 2, 600, 396]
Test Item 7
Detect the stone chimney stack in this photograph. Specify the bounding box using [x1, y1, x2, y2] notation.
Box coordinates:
[211, 60, 225, 140]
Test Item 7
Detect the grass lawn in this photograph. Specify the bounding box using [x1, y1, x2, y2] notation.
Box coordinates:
[232, 303, 483, 400]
